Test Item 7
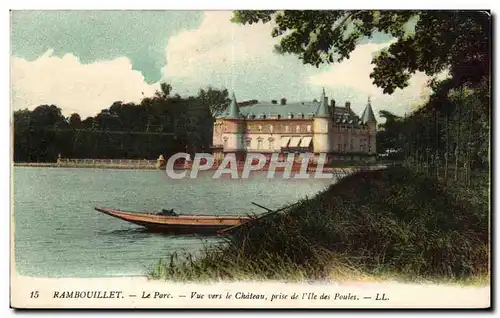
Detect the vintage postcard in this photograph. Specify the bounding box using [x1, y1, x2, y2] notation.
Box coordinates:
[10, 9, 491, 309]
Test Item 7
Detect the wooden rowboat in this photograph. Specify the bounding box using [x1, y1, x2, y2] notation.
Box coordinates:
[94, 207, 254, 235]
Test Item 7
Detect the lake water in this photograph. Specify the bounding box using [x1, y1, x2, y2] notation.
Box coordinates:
[13, 167, 335, 278]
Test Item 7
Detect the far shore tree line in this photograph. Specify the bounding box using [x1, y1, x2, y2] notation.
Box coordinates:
[13, 84, 230, 163]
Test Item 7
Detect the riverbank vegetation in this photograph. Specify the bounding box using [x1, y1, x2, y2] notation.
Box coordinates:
[148, 166, 489, 284]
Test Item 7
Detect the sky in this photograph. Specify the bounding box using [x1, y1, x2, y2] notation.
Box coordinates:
[11, 10, 434, 120]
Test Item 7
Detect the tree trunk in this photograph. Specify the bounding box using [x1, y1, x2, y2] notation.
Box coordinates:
[435, 110, 440, 179]
[444, 111, 449, 183]
[427, 113, 431, 176]
[467, 104, 474, 187]
[454, 88, 462, 182]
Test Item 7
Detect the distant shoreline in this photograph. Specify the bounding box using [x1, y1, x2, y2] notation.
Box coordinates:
[13, 161, 387, 174]
[13, 162, 158, 170]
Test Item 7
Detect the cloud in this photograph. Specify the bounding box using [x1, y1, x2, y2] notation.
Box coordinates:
[11, 50, 159, 118]
[162, 11, 320, 102]
[11, 10, 203, 84]
[11, 11, 441, 121]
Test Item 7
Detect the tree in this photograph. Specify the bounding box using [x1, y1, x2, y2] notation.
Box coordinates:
[232, 10, 490, 96]
[155, 82, 173, 99]
[197, 86, 230, 116]
[376, 110, 404, 158]
[30, 104, 67, 128]
[69, 113, 82, 129]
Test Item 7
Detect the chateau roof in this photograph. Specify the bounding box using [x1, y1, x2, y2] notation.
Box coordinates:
[240, 101, 320, 118]
[217, 93, 371, 128]
[226, 92, 240, 119]
[316, 88, 329, 117]
[361, 97, 377, 123]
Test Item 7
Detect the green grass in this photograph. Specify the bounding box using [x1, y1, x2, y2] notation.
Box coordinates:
[148, 166, 490, 284]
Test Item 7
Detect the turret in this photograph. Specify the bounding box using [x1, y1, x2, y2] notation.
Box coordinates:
[316, 88, 329, 118]
[313, 88, 333, 153]
[361, 96, 377, 155]
[361, 96, 377, 124]
[227, 92, 240, 119]
[222, 92, 244, 158]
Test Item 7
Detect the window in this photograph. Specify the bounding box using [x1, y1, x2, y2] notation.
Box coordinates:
[338, 144, 342, 152]
[296, 125, 300, 133]
[258, 125, 262, 132]
[257, 138, 263, 150]
[269, 138, 274, 150]
[223, 137, 228, 149]
[285, 125, 290, 133]
[307, 125, 312, 133]
[245, 138, 251, 148]
[269, 125, 274, 133]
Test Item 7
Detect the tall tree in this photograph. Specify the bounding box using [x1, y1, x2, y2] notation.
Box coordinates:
[69, 113, 83, 129]
[197, 86, 231, 116]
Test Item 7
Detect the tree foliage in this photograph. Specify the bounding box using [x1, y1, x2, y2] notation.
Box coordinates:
[197, 86, 231, 116]
[376, 83, 489, 170]
[13, 84, 229, 162]
[232, 10, 490, 96]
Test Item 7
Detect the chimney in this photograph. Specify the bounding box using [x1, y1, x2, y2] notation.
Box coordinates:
[271, 100, 277, 104]
[345, 101, 351, 111]
[280, 98, 287, 105]
[330, 99, 336, 116]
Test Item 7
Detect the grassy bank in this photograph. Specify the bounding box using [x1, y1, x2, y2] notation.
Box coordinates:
[148, 166, 490, 284]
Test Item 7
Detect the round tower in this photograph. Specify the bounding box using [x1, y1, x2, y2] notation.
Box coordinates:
[361, 96, 377, 155]
[313, 88, 333, 153]
[222, 92, 245, 160]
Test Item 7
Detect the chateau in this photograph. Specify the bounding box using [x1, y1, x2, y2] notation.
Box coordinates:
[211, 89, 377, 164]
